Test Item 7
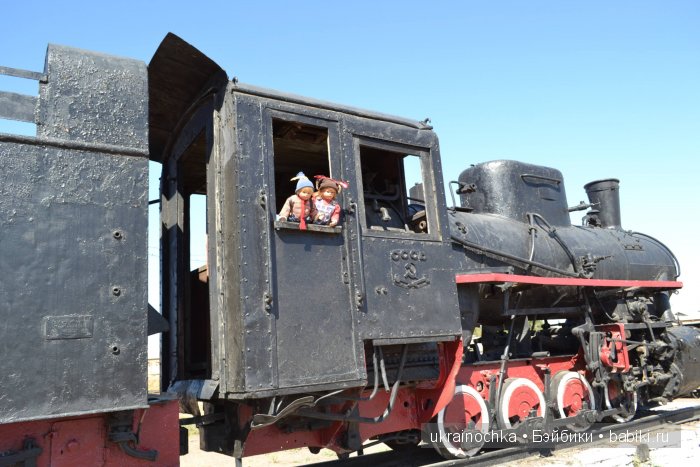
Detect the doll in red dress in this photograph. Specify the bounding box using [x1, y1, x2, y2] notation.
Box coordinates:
[312, 176, 349, 227]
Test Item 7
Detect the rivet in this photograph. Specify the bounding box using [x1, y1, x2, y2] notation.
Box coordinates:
[65, 439, 80, 452]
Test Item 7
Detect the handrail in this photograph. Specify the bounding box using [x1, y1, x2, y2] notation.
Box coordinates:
[0, 65, 46, 82]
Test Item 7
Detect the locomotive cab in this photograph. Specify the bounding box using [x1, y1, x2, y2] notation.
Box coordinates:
[150, 34, 463, 410]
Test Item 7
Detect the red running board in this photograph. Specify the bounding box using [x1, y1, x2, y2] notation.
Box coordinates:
[455, 272, 682, 289]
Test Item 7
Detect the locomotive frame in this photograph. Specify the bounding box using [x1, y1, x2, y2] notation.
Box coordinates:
[1, 33, 699, 466]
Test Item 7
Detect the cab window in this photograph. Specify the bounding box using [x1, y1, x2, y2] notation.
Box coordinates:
[359, 142, 431, 236]
[272, 118, 330, 215]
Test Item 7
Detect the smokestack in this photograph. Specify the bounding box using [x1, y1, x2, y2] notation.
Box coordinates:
[409, 183, 425, 203]
[584, 178, 621, 229]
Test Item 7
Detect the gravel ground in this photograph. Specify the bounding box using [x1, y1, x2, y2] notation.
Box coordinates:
[497, 397, 700, 467]
[499, 420, 700, 467]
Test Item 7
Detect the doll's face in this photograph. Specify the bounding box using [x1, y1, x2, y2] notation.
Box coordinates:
[297, 187, 314, 200]
[320, 187, 337, 201]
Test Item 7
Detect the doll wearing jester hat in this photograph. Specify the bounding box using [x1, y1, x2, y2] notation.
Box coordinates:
[277, 172, 317, 230]
[313, 176, 349, 227]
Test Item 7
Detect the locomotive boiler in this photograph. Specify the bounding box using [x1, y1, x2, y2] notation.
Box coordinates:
[1, 33, 700, 466]
[451, 160, 679, 326]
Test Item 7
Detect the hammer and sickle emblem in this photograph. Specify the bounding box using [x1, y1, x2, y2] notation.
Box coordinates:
[404, 263, 418, 279]
[393, 262, 430, 289]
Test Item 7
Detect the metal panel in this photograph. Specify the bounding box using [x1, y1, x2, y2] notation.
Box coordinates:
[340, 117, 462, 342]
[37, 44, 148, 149]
[273, 229, 360, 387]
[359, 239, 462, 340]
[148, 33, 227, 163]
[0, 142, 149, 424]
[458, 160, 571, 227]
[225, 95, 363, 394]
[49, 418, 105, 465]
[0, 43, 149, 425]
[228, 94, 276, 393]
[212, 85, 242, 393]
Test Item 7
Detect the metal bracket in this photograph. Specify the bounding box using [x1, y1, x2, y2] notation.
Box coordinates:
[107, 411, 158, 462]
[251, 396, 315, 429]
[179, 412, 225, 427]
[0, 438, 42, 467]
[349, 200, 366, 308]
[0, 91, 37, 123]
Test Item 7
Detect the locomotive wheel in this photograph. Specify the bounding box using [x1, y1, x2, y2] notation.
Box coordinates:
[604, 380, 637, 423]
[429, 384, 490, 459]
[551, 371, 596, 432]
[497, 378, 545, 429]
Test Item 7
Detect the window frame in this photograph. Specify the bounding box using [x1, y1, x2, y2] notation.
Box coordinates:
[263, 108, 344, 234]
[353, 136, 441, 242]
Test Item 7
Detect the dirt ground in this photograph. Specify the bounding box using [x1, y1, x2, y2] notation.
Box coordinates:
[180, 435, 390, 467]
[179, 398, 700, 467]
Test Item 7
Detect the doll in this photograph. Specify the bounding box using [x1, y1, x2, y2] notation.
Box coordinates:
[277, 172, 316, 230]
[313, 176, 349, 227]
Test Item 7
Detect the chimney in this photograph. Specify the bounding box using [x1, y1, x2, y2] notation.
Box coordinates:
[584, 178, 621, 229]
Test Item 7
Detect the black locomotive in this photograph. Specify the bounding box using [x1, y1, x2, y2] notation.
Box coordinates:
[1, 33, 699, 465]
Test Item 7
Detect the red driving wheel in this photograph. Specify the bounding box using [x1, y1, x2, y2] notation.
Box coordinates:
[430, 384, 490, 459]
[497, 378, 545, 428]
[551, 371, 596, 431]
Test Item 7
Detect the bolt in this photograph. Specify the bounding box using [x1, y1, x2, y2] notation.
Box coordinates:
[65, 439, 80, 452]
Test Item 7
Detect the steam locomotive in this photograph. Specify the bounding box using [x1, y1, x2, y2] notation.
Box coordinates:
[1, 33, 699, 466]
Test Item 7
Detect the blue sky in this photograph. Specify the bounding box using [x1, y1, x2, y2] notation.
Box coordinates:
[1, 1, 698, 316]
